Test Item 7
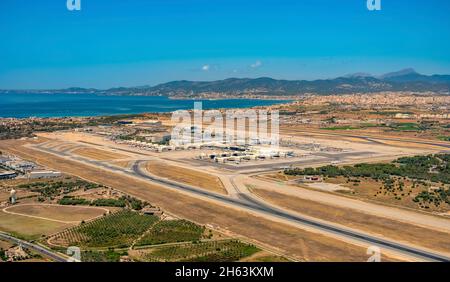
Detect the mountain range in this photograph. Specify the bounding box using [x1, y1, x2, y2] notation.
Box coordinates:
[2, 69, 450, 97]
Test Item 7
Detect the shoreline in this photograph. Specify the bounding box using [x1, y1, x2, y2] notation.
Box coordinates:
[0, 93, 291, 119]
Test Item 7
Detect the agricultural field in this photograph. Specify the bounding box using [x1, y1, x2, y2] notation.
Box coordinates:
[0, 210, 71, 240]
[50, 210, 159, 248]
[388, 122, 427, 132]
[135, 219, 206, 246]
[0, 140, 379, 261]
[146, 161, 227, 194]
[72, 147, 128, 161]
[80, 249, 128, 262]
[58, 195, 147, 210]
[0, 178, 115, 240]
[132, 240, 260, 262]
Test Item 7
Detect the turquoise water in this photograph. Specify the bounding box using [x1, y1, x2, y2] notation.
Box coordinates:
[0, 93, 287, 118]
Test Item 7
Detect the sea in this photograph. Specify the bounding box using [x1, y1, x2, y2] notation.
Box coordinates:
[0, 93, 288, 118]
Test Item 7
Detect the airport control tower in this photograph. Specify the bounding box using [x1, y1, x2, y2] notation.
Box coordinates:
[10, 189, 17, 205]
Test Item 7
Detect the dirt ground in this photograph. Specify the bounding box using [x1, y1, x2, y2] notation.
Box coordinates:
[146, 161, 227, 195]
[0, 139, 403, 261]
[239, 251, 290, 262]
[0, 239, 14, 250]
[252, 188, 450, 255]
[0, 211, 72, 240]
[4, 204, 107, 222]
[326, 176, 450, 213]
[72, 147, 128, 161]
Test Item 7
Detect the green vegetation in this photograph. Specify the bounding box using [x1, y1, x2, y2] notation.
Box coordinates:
[57, 193, 146, 210]
[0, 248, 7, 261]
[286, 154, 450, 184]
[438, 136, 450, 142]
[57, 210, 159, 248]
[86, 114, 148, 127]
[58, 196, 90, 206]
[321, 126, 359, 131]
[285, 154, 450, 209]
[388, 122, 428, 131]
[321, 123, 383, 131]
[18, 179, 101, 199]
[136, 220, 205, 246]
[120, 195, 146, 211]
[0, 122, 82, 140]
[141, 240, 260, 262]
[0, 114, 157, 140]
[320, 121, 438, 132]
[91, 198, 126, 208]
[413, 189, 450, 209]
[81, 249, 126, 262]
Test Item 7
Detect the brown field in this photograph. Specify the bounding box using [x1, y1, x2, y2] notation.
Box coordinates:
[0, 190, 12, 202]
[72, 147, 128, 161]
[111, 160, 133, 168]
[0, 239, 14, 250]
[0, 139, 404, 261]
[4, 204, 107, 222]
[146, 161, 227, 195]
[325, 176, 449, 212]
[252, 188, 450, 255]
[239, 251, 290, 262]
[0, 190, 39, 202]
[0, 211, 71, 240]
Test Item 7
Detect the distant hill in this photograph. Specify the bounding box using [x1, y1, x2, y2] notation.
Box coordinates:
[380, 68, 450, 84]
[1, 69, 449, 97]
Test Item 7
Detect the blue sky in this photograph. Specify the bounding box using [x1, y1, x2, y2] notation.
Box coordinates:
[0, 0, 449, 89]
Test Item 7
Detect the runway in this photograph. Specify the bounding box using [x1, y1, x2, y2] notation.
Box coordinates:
[281, 128, 450, 150]
[132, 161, 450, 262]
[29, 143, 450, 262]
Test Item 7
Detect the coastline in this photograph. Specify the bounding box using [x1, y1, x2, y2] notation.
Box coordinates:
[0, 93, 291, 119]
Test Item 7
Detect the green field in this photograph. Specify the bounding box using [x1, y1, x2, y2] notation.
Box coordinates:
[321, 122, 384, 131]
[81, 250, 127, 262]
[139, 240, 260, 262]
[321, 126, 359, 130]
[58, 195, 145, 210]
[18, 179, 101, 200]
[388, 122, 425, 131]
[54, 210, 158, 248]
[135, 220, 205, 246]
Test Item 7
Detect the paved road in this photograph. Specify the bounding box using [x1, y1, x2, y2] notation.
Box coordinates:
[0, 231, 67, 262]
[133, 161, 450, 262]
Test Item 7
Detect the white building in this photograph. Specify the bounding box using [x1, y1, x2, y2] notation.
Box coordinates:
[28, 171, 62, 179]
[10, 189, 17, 204]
